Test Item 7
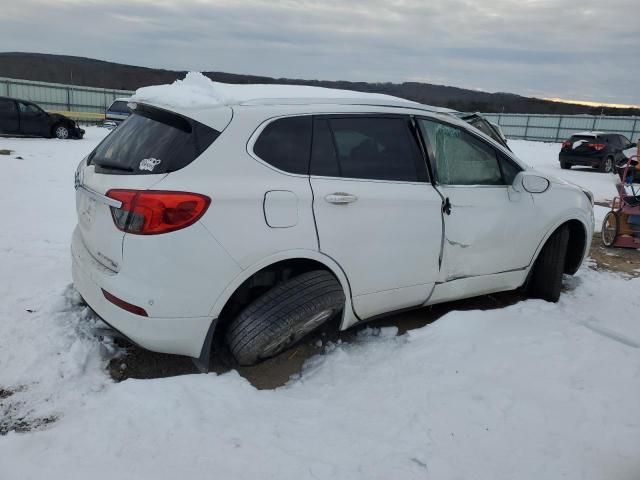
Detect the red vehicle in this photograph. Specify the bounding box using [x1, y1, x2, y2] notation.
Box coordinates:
[602, 152, 640, 248]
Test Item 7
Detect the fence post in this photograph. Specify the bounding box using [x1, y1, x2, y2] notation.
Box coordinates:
[591, 116, 597, 131]
[66, 87, 71, 111]
[6, 80, 10, 97]
[555, 116, 563, 142]
[632, 117, 639, 142]
[524, 115, 531, 140]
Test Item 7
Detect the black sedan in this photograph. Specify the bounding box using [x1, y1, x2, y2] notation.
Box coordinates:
[0, 96, 84, 139]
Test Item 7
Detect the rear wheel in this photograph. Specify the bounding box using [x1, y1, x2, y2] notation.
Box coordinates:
[600, 156, 614, 173]
[53, 124, 69, 139]
[601, 211, 618, 247]
[560, 160, 572, 170]
[527, 226, 570, 302]
[226, 270, 345, 365]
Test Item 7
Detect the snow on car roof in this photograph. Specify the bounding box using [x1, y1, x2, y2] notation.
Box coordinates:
[131, 71, 447, 112]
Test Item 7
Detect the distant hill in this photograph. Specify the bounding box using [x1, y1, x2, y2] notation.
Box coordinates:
[1, 52, 638, 116]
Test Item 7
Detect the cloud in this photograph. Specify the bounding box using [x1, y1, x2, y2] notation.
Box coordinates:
[0, 0, 638, 104]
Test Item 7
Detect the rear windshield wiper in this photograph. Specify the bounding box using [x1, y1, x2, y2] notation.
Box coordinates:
[93, 160, 134, 172]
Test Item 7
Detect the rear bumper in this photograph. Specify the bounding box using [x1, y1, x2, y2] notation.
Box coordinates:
[71, 227, 214, 358]
[559, 153, 604, 166]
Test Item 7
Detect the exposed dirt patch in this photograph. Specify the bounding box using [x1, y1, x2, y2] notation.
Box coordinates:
[0, 389, 57, 435]
[107, 290, 524, 389]
[105, 241, 639, 389]
[589, 241, 640, 277]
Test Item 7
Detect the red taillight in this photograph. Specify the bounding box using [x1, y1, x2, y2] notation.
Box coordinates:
[589, 143, 606, 151]
[102, 289, 148, 316]
[562, 140, 572, 149]
[106, 190, 210, 235]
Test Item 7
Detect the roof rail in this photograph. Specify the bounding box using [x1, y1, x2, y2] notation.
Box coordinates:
[237, 96, 455, 113]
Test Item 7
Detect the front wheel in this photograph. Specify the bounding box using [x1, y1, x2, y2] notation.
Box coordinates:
[226, 270, 345, 365]
[53, 124, 69, 139]
[560, 161, 572, 170]
[601, 211, 618, 247]
[527, 226, 570, 302]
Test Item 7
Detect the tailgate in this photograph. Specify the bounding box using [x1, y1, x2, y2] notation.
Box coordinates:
[74, 103, 228, 271]
[75, 162, 164, 272]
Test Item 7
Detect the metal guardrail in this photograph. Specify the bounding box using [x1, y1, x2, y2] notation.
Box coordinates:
[482, 113, 640, 143]
[0, 77, 133, 119]
[1, 77, 638, 140]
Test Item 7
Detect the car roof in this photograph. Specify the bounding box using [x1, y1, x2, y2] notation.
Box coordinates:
[133, 97, 520, 166]
[0, 96, 34, 104]
[572, 131, 608, 137]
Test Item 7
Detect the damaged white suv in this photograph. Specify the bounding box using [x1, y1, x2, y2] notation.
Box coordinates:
[72, 83, 594, 370]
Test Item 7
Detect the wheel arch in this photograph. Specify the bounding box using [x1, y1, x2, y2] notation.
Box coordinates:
[209, 250, 356, 334]
[530, 216, 590, 276]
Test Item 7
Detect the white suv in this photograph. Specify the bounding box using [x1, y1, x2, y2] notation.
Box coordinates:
[72, 90, 594, 370]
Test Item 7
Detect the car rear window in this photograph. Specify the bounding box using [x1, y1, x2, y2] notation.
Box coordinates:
[570, 135, 599, 142]
[108, 101, 131, 114]
[88, 105, 220, 175]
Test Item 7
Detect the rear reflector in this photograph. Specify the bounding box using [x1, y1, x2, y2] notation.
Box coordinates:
[106, 190, 210, 235]
[589, 143, 606, 151]
[102, 289, 148, 317]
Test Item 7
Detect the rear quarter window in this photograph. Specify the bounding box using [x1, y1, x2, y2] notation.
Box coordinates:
[253, 116, 312, 174]
[88, 105, 220, 175]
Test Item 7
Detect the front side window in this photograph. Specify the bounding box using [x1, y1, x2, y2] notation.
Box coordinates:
[253, 116, 312, 175]
[311, 116, 426, 182]
[419, 119, 505, 186]
[18, 102, 42, 115]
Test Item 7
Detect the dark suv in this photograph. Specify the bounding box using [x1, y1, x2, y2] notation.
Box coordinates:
[559, 132, 633, 173]
[0, 96, 84, 139]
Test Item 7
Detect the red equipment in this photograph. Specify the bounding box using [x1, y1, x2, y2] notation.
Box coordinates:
[602, 153, 640, 248]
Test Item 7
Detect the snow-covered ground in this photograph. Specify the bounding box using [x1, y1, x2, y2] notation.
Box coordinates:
[1, 130, 638, 480]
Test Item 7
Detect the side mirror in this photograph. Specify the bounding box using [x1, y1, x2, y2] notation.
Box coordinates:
[521, 174, 550, 194]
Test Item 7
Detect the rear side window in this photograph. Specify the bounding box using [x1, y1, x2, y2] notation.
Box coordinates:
[88, 105, 219, 175]
[108, 101, 131, 114]
[0, 99, 17, 115]
[253, 116, 312, 174]
[311, 116, 427, 182]
[618, 135, 631, 147]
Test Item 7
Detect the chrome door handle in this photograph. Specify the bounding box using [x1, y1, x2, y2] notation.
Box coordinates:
[325, 193, 358, 205]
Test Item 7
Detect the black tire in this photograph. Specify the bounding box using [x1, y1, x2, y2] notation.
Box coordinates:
[601, 211, 618, 247]
[527, 226, 570, 302]
[226, 270, 345, 365]
[560, 161, 571, 170]
[600, 156, 614, 173]
[53, 124, 69, 139]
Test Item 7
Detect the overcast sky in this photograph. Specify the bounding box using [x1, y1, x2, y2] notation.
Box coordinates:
[1, 0, 638, 105]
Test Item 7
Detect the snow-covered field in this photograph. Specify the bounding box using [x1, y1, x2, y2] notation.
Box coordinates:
[1, 130, 639, 480]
